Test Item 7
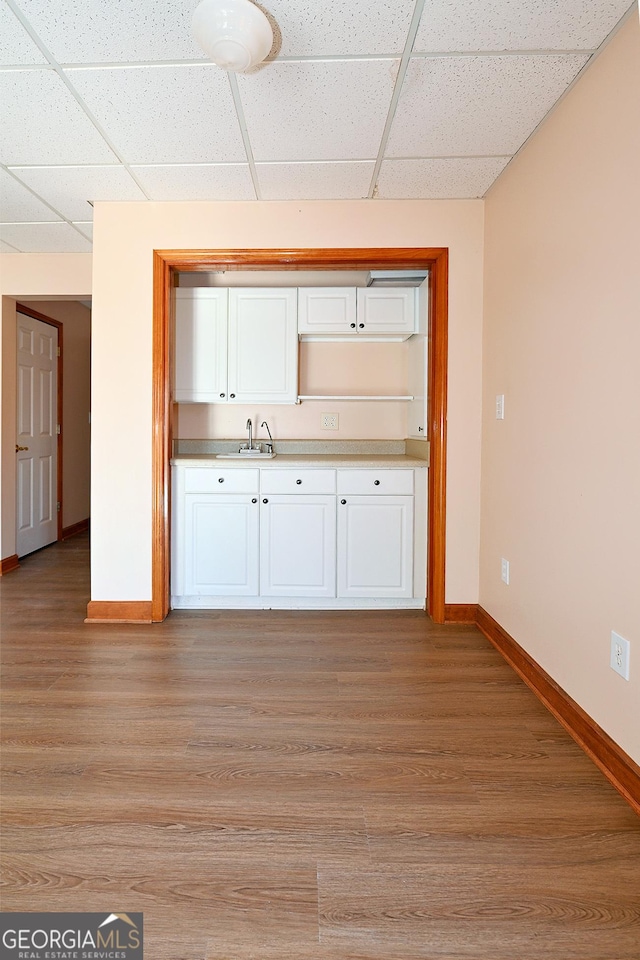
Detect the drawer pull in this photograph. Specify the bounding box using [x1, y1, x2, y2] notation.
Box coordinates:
[296, 479, 302, 485]
[251, 498, 257, 504]
[218, 477, 224, 483]
[340, 499, 347, 505]
[263, 498, 268, 504]
[374, 479, 380, 485]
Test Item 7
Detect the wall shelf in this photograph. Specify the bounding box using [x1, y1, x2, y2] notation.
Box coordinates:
[296, 395, 414, 403]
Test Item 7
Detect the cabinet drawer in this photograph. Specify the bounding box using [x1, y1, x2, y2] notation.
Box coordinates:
[183, 467, 259, 494]
[337, 469, 414, 496]
[261, 469, 336, 495]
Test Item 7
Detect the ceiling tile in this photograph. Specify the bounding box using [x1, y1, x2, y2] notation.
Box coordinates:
[257, 161, 375, 200]
[0, 2, 47, 64]
[10, 0, 203, 63]
[73, 221, 93, 240]
[238, 60, 398, 162]
[386, 55, 589, 157]
[0, 221, 93, 252]
[265, 0, 414, 56]
[0, 168, 62, 221]
[1, 238, 21, 253]
[377, 157, 511, 199]
[0, 69, 117, 165]
[9, 165, 147, 220]
[68, 65, 247, 163]
[132, 163, 255, 199]
[414, 0, 633, 52]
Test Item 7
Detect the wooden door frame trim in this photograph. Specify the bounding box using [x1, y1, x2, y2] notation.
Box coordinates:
[151, 247, 449, 623]
[16, 303, 64, 542]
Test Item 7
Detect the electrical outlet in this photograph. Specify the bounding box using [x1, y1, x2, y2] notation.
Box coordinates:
[321, 413, 339, 430]
[610, 631, 630, 681]
[501, 558, 510, 585]
[496, 394, 505, 420]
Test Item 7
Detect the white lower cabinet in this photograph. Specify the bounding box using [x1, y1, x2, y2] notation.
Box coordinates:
[337, 495, 413, 598]
[260, 495, 336, 597]
[172, 464, 425, 608]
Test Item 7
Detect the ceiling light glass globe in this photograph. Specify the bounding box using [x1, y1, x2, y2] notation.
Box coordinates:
[192, 0, 274, 73]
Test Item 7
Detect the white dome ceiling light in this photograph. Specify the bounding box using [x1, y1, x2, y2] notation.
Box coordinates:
[192, 0, 273, 73]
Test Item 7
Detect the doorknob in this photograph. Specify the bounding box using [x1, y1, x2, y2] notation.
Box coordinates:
[15, 444, 29, 452]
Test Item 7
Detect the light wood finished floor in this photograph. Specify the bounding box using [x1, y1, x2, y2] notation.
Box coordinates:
[1, 534, 639, 959]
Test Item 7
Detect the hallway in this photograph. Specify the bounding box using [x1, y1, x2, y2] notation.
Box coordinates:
[1, 535, 639, 959]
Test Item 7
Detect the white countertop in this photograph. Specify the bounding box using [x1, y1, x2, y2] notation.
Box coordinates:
[171, 453, 428, 468]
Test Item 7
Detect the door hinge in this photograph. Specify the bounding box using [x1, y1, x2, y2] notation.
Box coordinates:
[56, 424, 61, 435]
[57, 502, 61, 512]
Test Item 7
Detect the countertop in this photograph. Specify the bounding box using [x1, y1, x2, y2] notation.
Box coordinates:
[171, 453, 428, 469]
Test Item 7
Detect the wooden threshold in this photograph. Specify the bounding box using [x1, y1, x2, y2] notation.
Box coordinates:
[85, 600, 153, 624]
[476, 606, 640, 814]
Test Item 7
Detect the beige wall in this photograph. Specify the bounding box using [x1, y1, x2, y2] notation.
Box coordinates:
[91, 199, 484, 602]
[0, 254, 91, 560]
[481, 17, 640, 761]
[20, 300, 91, 529]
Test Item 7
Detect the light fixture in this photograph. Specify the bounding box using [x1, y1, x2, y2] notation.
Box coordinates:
[192, 0, 273, 73]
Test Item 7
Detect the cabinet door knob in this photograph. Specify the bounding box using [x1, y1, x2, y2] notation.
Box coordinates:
[230, 393, 236, 398]
[251, 498, 257, 504]
[218, 477, 224, 483]
[359, 323, 365, 329]
[350, 323, 356, 329]
[340, 499, 347, 505]
[219, 392, 225, 398]
[374, 479, 380, 485]
[296, 479, 302, 485]
[263, 498, 268, 504]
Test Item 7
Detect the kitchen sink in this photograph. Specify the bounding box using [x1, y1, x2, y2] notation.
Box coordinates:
[216, 450, 276, 459]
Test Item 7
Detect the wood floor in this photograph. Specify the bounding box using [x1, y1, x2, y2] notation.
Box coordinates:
[1, 534, 639, 960]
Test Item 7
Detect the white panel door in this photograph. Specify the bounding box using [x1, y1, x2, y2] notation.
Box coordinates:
[356, 288, 416, 334]
[337, 495, 413, 598]
[16, 313, 58, 558]
[260, 494, 336, 597]
[174, 288, 228, 402]
[297, 287, 357, 334]
[228, 289, 298, 403]
[184, 494, 259, 596]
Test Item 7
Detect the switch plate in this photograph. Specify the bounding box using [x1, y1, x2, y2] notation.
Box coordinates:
[610, 631, 630, 681]
[321, 413, 339, 430]
[501, 558, 510, 585]
[496, 394, 505, 420]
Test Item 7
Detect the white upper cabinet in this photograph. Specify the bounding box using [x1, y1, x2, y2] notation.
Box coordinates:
[297, 287, 358, 335]
[174, 289, 228, 402]
[174, 287, 298, 404]
[228, 288, 298, 404]
[298, 287, 416, 339]
[356, 288, 416, 335]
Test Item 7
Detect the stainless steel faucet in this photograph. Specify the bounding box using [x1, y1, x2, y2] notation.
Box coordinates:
[261, 420, 274, 454]
[246, 418, 253, 450]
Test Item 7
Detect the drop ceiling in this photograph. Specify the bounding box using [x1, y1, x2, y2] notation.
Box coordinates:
[0, 0, 634, 253]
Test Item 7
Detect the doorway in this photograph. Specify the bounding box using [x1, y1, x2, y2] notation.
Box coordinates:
[151, 247, 448, 623]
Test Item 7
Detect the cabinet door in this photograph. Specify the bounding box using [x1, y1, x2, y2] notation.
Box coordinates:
[260, 495, 336, 597]
[184, 493, 259, 596]
[337, 495, 413, 598]
[174, 289, 228, 402]
[228, 288, 298, 403]
[356, 288, 416, 335]
[298, 287, 357, 334]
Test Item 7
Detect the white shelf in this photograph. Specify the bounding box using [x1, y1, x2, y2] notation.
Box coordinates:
[297, 395, 414, 402]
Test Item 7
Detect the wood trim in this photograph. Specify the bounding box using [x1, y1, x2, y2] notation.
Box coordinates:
[61, 518, 89, 540]
[152, 248, 449, 624]
[16, 304, 64, 541]
[0, 554, 20, 576]
[85, 601, 153, 623]
[444, 603, 479, 623]
[476, 606, 640, 814]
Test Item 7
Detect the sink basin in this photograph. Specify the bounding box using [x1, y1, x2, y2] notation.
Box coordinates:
[216, 451, 276, 459]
